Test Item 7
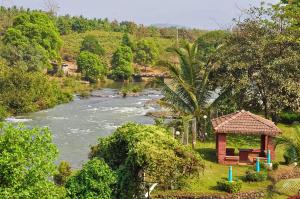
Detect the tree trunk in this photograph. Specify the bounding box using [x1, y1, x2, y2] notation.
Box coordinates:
[191, 118, 197, 149]
[184, 123, 189, 145]
[196, 117, 204, 142]
[262, 98, 269, 119]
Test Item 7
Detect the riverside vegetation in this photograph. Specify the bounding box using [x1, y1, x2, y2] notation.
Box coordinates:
[0, 0, 299, 198]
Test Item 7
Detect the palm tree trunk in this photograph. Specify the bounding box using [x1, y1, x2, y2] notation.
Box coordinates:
[191, 118, 197, 149]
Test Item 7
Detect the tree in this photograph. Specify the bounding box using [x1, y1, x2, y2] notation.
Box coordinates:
[71, 16, 90, 33]
[0, 124, 64, 198]
[121, 33, 134, 50]
[76, 51, 106, 83]
[80, 35, 104, 56]
[90, 123, 203, 198]
[3, 12, 62, 60]
[111, 45, 134, 80]
[65, 158, 116, 199]
[159, 42, 227, 141]
[56, 15, 72, 35]
[134, 40, 158, 71]
[220, 5, 300, 121]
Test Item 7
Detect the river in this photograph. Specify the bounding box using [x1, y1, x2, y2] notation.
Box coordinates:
[6, 85, 163, 168]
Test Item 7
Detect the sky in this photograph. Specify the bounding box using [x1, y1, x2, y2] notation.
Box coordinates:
[0, 0, 279, 30]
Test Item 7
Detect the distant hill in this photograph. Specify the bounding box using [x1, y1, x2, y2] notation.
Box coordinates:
[151, 23, 186, 29]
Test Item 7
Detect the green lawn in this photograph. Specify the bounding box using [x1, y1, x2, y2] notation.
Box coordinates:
[156, 123, 300, 198]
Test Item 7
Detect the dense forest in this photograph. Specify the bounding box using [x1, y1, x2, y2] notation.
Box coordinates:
[0, 0, 299, 198]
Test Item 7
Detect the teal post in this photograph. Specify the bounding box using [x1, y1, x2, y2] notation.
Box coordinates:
[267, 150, 271, 165]
[256, 157, 260, 172]
[228, 166, 233, 182]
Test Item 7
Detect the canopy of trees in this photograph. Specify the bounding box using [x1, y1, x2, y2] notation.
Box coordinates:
[219, 5, 300, 121]
[90, 123, 204, 198]
[2, 12, 62, 71]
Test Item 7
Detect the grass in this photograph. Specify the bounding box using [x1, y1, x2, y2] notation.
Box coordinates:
[155, 123, 300, 198]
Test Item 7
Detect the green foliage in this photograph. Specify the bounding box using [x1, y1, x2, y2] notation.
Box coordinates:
[119, 84, 142, 97]
[220, 5, 300, 120]
[90, 123, 204, 198]
[0, 123, 64, 198]
[111, 45, 134, 80]
[276, 126, 300, 166]
[76, 51, 107, 83]
[196, 30, 229, 63]
[54, 161, 72, 186]
[56, 16, 72, 35]
[121, 33, 134, 49]
[216, 180, 242, 193]
[2, 12, 62, 69]
[0, 66, 72, 114]
[0, 105, 7, 121]
[65, 158, 116, 199]
[279, 112, 300, 124]
[243, 170, 267, 182]
[159, 42, 228, 139]
[134, 39, 159, 69]
[80, 35, 105, 56]
[272, 162, 279, 171]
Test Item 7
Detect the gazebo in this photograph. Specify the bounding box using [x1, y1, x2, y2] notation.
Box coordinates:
[211, 110, 281, 165]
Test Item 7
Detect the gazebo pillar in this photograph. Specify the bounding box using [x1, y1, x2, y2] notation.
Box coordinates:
[260, 135, 268, 156]
[216, 133, 226, 164]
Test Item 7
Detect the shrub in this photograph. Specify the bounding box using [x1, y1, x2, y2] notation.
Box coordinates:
[0, 106, 7, 121]
[216, 180, 242, 193]
[54, 161, 72, 186]
[65, 158, 116, 199]
[0, 67, 73, 114]
[244, 170, 267, 182]
[272, 162, 279, 170]
[90, 123, 204, 198]
[279, 112, 300, 124]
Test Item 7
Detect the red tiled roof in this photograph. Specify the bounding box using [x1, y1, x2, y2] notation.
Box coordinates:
[211, 110, 281, 136]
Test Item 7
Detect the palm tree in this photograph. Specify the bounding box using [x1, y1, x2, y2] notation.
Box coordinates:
[276, 126, 300, 166]
[159, 42, 226, 144]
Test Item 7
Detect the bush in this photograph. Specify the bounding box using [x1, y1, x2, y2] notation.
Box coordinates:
[244, 170, 267, 182]
[279, 112, 300, 124]
[0, 67, 73, 114]
[216, 180, 242, 193]
[65, 158, 116, 199]
[272, 162, 279, 170]
[0, 106, 7, 121]
[90, 123, 204, 198]
[54, 161, 72, 186]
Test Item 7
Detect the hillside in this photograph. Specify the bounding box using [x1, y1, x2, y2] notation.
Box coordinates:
[61, 30, 176, 67]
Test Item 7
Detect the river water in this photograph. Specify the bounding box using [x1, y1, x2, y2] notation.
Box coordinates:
[6, 86, 163, 168]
